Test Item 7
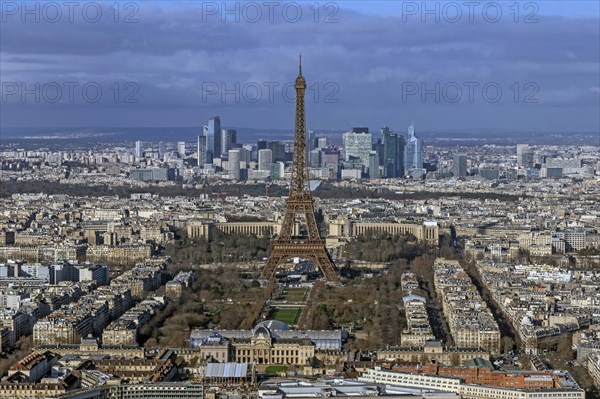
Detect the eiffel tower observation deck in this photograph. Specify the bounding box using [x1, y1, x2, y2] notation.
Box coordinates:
[260, 56, 338, 282]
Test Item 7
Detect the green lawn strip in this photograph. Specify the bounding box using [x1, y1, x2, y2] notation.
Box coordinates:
[283, 288, 309, 303]
[270, 308, 302, 324]
[265, 365, 288, 373]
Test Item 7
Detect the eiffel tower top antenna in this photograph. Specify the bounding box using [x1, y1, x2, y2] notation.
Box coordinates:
[299, 52, 302, 75]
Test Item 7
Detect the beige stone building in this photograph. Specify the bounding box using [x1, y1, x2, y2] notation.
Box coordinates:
[187, 220, 280, 240]
[378, 340, 490, 366]
[190, 322, 338, 367]
[434, 259, 501, 355]
[401, 295, 435, 346]
[102, 319, 137, 346]
[232, 324, 314, 365]
[87, 244, 151, 265]
[328, 216, 439, 245]
[33, 315, 91, 346]
[193, 332, 231, 363]
[587, 353, 600, 388]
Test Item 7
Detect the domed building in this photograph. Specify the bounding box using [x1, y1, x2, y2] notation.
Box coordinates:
[191, 320, 344, 366]
[234, 322, 314, 365]
[254, 320, 290, 332]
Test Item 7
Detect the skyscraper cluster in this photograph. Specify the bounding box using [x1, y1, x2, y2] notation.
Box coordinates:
[339, 123, 421, 179]
[197, 116, 239, 167]
[131, 121, 423, 181]
[132, 117, 239, 169]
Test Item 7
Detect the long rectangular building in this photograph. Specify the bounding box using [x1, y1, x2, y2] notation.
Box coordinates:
[36, 383, 204, 399]
[190, 326, 343, 351]
[359, 368, 584, 399]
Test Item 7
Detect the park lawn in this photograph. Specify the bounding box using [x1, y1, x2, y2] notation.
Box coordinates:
[265, 365, 288, 373]
[283, 288, 309, 303]
[270, 308, 302, 325]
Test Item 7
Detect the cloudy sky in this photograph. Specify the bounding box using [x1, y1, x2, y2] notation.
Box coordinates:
[1, 1, 599, 134]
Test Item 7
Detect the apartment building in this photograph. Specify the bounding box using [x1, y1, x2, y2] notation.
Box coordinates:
[433, 259, 501, 355]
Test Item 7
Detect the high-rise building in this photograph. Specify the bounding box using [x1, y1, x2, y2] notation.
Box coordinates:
[268, 141, 287, 162]
[309, 149, 321, 167]
[236, 146, 250, 165]
[158, 141, 165, 158]
[369, 151, 379, 179]
[270, 161, 285, 179]
[203, 125, 211, 158]
[243, 144, 256, 163]
[258, 149, 273, 171]
[397, 135, 406, 176]
[381, 127, 405, 178]
[208, 116, 221, 159]
[404, 122, 424, 178]
[308, 130, 317, 153]
[453, 154, 467, 177]
[257, 139, 268, 150]
[317, 137, 329, 149]
[374, 137, 385, 167]
[343, 128, 372, 166]
[322, 148, 340, 167]
[227, 149, 241, 180]
[221, 129, 237, 158]
[177, 141, 186, 157]
[135, 140, 142, 158]
[383, 132, 397, 177]
[197, 135, 207, 166]
[517, 144, 534, 168]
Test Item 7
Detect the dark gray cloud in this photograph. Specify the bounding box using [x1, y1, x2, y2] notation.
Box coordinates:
[1, 2, 598, 134]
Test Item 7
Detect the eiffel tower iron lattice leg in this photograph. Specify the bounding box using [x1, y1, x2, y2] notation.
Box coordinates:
[262, 241, 337, 281]
[261, 55, 339, 282]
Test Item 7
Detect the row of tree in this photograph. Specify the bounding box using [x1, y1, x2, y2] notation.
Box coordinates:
[315, 182, 523, 202]
[141, 268, 272, 348]
[1, 180, 522, 202]
[0, 180, 288, 199]
[348, 233, 424, 262]
[300, 267, 408, 349]
[165, 232, 270, 265]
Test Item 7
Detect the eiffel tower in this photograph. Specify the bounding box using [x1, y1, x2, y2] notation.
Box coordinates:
[260, 56, 338, 281]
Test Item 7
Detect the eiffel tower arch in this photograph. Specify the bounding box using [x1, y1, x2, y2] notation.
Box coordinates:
[260, 56, 338, 282]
